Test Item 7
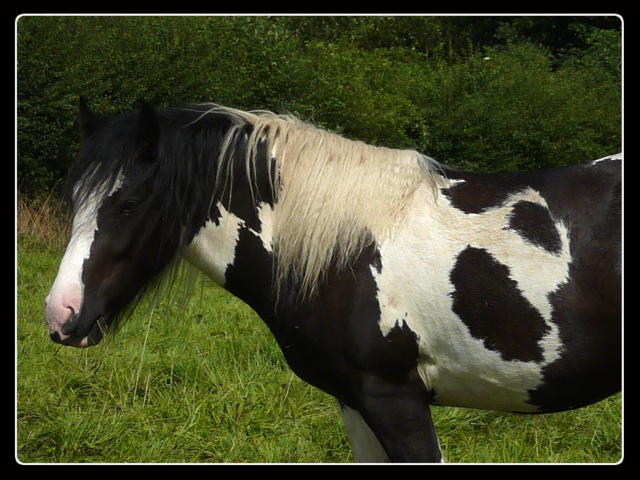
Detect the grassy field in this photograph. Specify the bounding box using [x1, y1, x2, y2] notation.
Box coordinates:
[16, 197, 623, 464]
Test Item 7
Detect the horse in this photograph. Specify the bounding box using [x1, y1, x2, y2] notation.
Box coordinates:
[44, 98, 622, 463]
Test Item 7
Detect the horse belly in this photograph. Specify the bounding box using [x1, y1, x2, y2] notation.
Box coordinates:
[411, 303, 553, 412]
[420, 349, 546, 412]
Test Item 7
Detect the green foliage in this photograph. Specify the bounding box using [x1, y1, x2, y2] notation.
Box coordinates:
[417, 42, 621, 171]
[17, 15, 621, 195]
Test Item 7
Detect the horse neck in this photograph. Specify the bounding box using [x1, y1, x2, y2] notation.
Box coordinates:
[182, 194, 276, 315]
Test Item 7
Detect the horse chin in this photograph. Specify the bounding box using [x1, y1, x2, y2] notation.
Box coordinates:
[80, 323, 107, 347]
[52, 314, 109, 348]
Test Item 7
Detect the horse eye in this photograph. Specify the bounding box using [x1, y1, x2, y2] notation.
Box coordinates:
[120, 199, 139, 216]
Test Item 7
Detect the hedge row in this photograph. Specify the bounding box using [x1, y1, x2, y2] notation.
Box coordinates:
[17, 16, 621, 194]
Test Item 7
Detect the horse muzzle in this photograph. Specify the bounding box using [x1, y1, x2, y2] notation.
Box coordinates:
[45, 297, 107, 348]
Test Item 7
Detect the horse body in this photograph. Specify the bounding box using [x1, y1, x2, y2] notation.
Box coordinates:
[44, 100, 621, 462]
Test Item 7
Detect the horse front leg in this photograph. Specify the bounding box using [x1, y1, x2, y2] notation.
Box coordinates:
[355, 380, 444, 463]
[340, 402, 390, 462]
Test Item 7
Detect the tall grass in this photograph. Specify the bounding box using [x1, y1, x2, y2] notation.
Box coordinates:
[16, 195, 622, 464]
[17, 191, 69, 250]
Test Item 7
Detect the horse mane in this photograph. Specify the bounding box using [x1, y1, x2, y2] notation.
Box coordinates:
[67, 102, 447, 305]
[198, 105, 447, 298]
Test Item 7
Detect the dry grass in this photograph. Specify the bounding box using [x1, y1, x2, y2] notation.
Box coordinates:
[17, 192, 69, 250]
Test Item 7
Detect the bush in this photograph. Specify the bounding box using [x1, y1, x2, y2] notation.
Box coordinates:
[419, 42, 621, 171]
[17, 16, 621, 195]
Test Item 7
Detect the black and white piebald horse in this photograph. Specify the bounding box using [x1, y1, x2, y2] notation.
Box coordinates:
[45, 99, 622, 463]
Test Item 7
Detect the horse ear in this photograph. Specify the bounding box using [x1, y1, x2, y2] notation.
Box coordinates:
[136, 100, 160, 161]
[78, 96, 100, 137]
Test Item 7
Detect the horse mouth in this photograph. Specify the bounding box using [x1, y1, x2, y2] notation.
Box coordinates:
[51, 315, 109, 348]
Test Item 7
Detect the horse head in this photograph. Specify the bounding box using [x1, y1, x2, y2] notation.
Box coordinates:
[45, 99, 178, 347]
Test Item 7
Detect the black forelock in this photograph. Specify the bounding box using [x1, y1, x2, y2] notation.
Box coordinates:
[61, 104, 248, 335]
[64, 104, 241, 239]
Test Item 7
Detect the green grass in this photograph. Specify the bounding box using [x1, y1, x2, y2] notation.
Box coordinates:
[16, 216, 622, 464]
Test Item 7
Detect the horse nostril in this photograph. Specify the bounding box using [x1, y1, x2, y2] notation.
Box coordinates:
[61, 312, 81, 335]
[61, 322, 74, 335]
[64, 303, 78, 317]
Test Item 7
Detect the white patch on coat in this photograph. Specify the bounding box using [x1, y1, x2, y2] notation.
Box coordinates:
[341, 406, 391, 463]
[183, 201, 274, 285]
[45, 174, 124, 339]
[371, 180, 571, 412]
[255, 202, 274, 252]
[591, 153, 622, 165]
[183, 205, 243, 285]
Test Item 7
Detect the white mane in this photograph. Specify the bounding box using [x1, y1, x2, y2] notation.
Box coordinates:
[204, 106, 446, 298]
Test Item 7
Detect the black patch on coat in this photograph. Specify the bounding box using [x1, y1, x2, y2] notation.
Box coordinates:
[260, 242, 426, 407]
[441, 171, 527, 214]
[507, 201, 562, 254]
[224, 227, 274, 314]
[219, 136, 277, 235]
[449, 246, 549, 362]
[523, 161, 622, 412]
[525, 275, 621, 412]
